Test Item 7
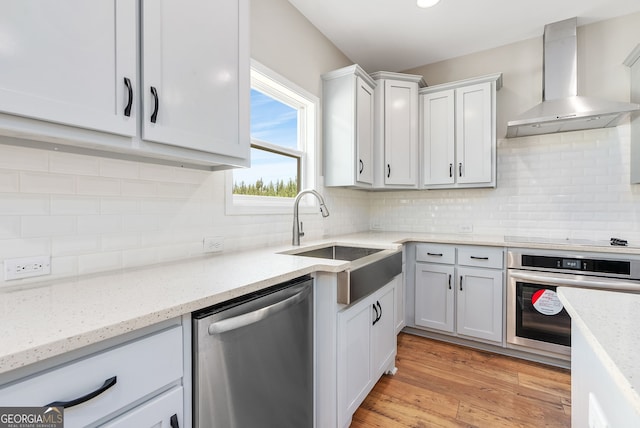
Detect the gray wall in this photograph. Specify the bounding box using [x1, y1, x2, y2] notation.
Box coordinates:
[250, 0, 353, 97]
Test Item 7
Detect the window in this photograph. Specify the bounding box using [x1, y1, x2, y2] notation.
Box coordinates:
[226, 60, 318, 214]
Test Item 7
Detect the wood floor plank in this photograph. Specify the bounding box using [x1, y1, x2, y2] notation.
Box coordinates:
[350, 333, 571, 428]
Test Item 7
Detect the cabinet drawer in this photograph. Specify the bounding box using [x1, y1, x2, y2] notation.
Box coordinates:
[101, 386, 183, 428]
[457, 246, 503, 269]
[415, 243, 455, 264]
[0, 326, 183, 427]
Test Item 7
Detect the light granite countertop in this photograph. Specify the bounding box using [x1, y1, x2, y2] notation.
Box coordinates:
[557, 287, 640, 415]
[3, 230, 640, 376]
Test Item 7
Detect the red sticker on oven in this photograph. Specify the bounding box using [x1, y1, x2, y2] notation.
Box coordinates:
[531, 289, 564, 315]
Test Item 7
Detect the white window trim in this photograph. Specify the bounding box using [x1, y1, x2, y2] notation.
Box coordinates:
[225, 59, 320, 216]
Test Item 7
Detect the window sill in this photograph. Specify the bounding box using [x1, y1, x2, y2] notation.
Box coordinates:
[225, 194, 318, 216]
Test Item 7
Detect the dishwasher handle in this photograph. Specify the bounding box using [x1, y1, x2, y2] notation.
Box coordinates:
[208, 283, 311, 335]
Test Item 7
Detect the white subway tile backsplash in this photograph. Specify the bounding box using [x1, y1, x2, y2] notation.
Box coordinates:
[139, 163, 176, 181]
[121, 180, 158, 197]
[101, 233, 140, 251]
[20, 172, 75, 194]
[99, 158, 139, 179]
[0, 145, 49, 171]
[2, 126, 638, 287]
[77, 215, 122, 235]
[51, 196, 101, 215]
[0, 216, 20, 239]
[50, 152, 100, 176]
[77, 176, 120, 196]
[0, 194, 49, 215]
[0, 238, 50, 259]
[0, 171, 19, 192]
[52, 235, 100, 256]
[78, 251, 122, 275]
[100, 198, 141, 214]
[21, 216, 76, 237]
[371, 126, 640, 241]
[122, 247, 158, 269]
[122, 214, 158, 233]
[157, 182, 198, 198]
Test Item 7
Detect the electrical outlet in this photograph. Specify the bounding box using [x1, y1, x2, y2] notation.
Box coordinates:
[4, 255, 51, 281]
[203, 236, 224, 253]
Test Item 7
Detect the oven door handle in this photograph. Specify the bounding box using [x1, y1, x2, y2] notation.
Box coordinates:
[509, 271, 640, 292]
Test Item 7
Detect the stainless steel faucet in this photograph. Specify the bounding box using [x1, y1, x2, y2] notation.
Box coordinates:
[292, 189, 330, 246]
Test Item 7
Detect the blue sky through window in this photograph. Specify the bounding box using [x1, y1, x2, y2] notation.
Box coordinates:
[233, 89, 299, 187]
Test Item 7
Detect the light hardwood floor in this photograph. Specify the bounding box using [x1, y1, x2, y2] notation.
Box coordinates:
[350, 333, 571, 428]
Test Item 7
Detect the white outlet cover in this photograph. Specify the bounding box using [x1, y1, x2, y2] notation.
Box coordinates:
[4, 255, 51, 281]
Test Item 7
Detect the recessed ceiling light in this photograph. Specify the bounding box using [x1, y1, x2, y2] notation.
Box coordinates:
[417, 0, 441, 8]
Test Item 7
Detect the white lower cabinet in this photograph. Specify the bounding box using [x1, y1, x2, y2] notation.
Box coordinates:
[456, 266, 503, 342]
[415, 263, 455, 333]
[414, 244, 504, 344]
[102, 386, 183, 428]
[337, 278, 397, 428]
[0, 324, 184, 428]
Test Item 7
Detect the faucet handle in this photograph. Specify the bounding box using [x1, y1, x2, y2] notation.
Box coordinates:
[299, 221, 304, 238]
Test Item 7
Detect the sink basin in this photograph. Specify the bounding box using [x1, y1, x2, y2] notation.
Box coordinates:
[290, 245, 383, 261]
[284, 244, 402, 305]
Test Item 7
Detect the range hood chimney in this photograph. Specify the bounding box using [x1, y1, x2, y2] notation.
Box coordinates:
[506, 17, 639, 138]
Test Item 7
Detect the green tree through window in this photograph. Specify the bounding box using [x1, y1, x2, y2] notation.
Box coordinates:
[233, 89, 301, 197]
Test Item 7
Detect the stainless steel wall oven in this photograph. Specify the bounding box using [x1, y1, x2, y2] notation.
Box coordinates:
[507, 249, 640, 359]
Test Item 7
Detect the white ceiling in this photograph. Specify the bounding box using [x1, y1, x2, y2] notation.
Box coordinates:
[287, 0, 640, 72]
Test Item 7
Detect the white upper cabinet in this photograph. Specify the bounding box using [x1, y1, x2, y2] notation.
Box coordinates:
[0, 0, 137, 137]
[141, 0, 248, 160]
[371, 72, 424, 189]
[0, 0, 249, 170]
[420, 74, 502, 189]
[322, 65, 376, 188]
[421, 89, 456, 185]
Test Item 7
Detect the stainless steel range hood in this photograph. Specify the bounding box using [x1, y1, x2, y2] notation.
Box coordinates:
[506, 17, 640, 138]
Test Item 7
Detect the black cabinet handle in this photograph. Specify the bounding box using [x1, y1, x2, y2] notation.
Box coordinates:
[427, 252, 443, 257]
[170, 414, 180, 428]
[387, 164, 391, 178]
[449, 163, 453, 177]
[150, 86, 159, 123]
[372, 303, 379, 325]
[45, 376, 117, 408]
[470, 256, 489, 260]
[376, 301, 382, 322]
[359, 159, 364, 174]
[459, 276, 463, 291]
[448, 274, 451, 290]
[459, 162, 463, 177]
[124, 77, 133, 117]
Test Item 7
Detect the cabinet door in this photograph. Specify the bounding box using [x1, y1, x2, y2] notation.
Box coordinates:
[415, 263, 455, 333]
[371, 284, 396, 378]
[337, 298, 374, 428]
[141, 0, 249, 160]
[455, 82, 492, 185]
[456, 266, 503, 342]
[356, 77, 374, 185]
[0, 0, 137, 137]
[101, 387, 183, 428]
[383, 80, 418, 186]
[421, 89, 455, 186]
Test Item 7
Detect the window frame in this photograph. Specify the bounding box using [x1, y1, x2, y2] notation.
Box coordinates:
[225, 59, 319, 215]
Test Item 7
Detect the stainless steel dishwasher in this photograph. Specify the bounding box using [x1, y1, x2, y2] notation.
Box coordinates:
[192, 275, 314, 428]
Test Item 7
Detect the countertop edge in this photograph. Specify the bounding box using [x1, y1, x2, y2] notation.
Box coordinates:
[557, 287, 640, 415]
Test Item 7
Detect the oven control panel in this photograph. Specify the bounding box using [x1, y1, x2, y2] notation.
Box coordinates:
[522, 254, 631, 275]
